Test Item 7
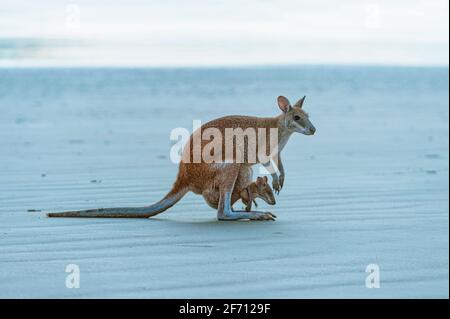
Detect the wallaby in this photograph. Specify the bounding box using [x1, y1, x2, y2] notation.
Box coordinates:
[240, 176, 276, 213]
[47, 95, 316, 221]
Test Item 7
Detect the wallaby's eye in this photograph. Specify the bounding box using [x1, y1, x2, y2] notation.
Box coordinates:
[294, 115, 300, 121]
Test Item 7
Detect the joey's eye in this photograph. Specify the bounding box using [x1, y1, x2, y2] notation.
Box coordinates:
[294, 115, 300, 121]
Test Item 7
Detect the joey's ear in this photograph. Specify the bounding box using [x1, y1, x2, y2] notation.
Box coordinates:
[263, 176, 268, 183]
[256, 176, 263, 186]
[293, 96, 306, 109]
[277, 96, 291, 113]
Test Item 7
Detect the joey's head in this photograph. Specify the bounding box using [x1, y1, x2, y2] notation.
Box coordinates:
[255, 176, 276, 205]
[278, 95, 316, 135]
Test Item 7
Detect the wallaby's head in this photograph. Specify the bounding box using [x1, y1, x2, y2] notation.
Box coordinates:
[255, 176, 276, 205]
[277, 95, 316, 135]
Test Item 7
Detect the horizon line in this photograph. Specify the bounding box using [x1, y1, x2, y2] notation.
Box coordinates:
[0, 62, 449, 69]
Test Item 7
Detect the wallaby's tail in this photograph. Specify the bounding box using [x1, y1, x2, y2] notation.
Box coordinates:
[47, 178, 188, 218]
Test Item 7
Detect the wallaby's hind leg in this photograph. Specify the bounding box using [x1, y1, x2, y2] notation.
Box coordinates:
[217, 164, 276, 221]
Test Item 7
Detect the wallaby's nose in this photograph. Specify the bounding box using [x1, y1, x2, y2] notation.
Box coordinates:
[309, 127, 316, 135]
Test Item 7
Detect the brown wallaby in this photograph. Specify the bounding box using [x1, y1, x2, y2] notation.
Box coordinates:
[47, 95, 316, 221]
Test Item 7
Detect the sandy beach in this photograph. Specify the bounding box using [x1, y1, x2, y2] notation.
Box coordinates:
[0, 66, 448, 298]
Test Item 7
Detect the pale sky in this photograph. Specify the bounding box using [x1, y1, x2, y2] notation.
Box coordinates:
[0, 0, 448, 66]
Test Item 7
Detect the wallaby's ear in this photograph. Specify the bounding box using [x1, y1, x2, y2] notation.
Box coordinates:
[293, 96, 306, 109]
[263, 176, 268, 183]
[277, 96, 291, 113]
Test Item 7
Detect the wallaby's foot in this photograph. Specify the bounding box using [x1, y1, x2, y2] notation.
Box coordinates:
[218, 210, 276, 221]
[266, 212, 277, 219]
[248, 211, 276, 221]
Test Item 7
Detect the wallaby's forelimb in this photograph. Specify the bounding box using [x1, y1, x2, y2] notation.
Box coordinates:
[262, 155, 285, 194]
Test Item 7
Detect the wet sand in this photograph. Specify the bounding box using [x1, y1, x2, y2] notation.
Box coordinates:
[0, 66, 448, 298]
